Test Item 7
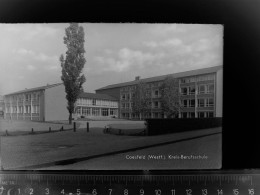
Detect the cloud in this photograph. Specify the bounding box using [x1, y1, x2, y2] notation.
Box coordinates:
[16, 48, 35, 55]
[4, 24, 59, 40]
[149, 24, 186, 36]
[27, 65, 36, 71]
[45, 65, 60, 70]
[13, 48, 58, 63]
[94, 48, 165, 72]
[144, 38, 183, 48]
[143, 41, 158, 48]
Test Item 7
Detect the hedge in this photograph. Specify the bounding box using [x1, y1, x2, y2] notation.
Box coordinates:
[144, 117, 222, 136]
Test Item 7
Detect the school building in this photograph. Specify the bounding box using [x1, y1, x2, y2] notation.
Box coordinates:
[96, 65, 223, 119]
[3, 83, 68, 121]
[3, 83, 119, 122]
[74, 92, 119, 119]
[3, 65, 222, 121]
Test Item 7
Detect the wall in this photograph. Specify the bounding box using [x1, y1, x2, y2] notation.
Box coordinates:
[216, 68, 223, 117]
[44, 84, 69, 121]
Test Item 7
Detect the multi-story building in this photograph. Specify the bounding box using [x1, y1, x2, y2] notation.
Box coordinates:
[74, 92, 119, 119]
[3, 83, 68, 121]
[96, 65, 223, 119]
[3, 83, 119, 121]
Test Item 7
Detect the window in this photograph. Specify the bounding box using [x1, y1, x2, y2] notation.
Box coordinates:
[127, 94, 130, 100]
[189, 77, 196, 82]
[76, 107, 81, 115]
[27, 106, 31, 113]
[82, 107, 90, 116]
[123, 113, 130, 118]
[154, 90, 159, 97]
[182, 99, 188, 107]
[131, 93, 135, 99]
[190, 99, 195, 107]
[198, 112, 214, 118]
[121, 103, 125, 109]
[154, 101, 159, 108]
[198, 112, 205, 118]
[198, 85, 205, 94]
[102, 108, 109, 116]
[181, 87, 188, 95]
[206, 98, 214, 107]
[110, 109, 116, 116]
[121, 94, 126, 100]
[25, 94, 30, 101]
[198, 99, 205, 107]
[182, 99, 195, 107]
[208, 84, 214, 93]
[19, 106, 23, 113]
[92, 99, 96, 105]
[126, 103, 129, 109]
[32, 94, 36, 101]
[188, 86, 195, 95]
[190, 112, 195, 118]
[206, 112, 214, 118]
[92, 108, 100, 116]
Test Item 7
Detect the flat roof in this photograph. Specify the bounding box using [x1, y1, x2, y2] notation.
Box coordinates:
[4, 83, 63, 96]
[96, 65, 223, 91]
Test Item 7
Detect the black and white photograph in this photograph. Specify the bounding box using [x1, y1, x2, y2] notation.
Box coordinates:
[0, 23, 223, 170]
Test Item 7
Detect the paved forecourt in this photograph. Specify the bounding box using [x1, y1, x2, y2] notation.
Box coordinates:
[1, 126, 221, 169]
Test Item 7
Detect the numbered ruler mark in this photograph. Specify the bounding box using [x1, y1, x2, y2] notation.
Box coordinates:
[0, 172, 260, 195]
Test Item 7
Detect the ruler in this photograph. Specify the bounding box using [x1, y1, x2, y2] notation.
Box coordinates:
[0, 170, 259, 195]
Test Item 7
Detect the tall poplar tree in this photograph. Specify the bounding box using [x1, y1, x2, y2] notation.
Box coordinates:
[60, 23, 86, 124]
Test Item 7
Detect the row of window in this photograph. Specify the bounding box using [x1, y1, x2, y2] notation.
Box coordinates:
[75, 107, 118, 116]
[6, 93, 41, 102]
[122, 111, 214, 119]
[121, 101, 161, 109]
[120, 82, 163, 92]
[181, 111, 214, 118]
[6, 105, 40, 114]
[181, 84, 214, 95]
[180, 74, 215, 84]
[182, 98, 214, 108]
[120, 85, 137, 92]
[121, 90, 160, 100]
[76, 99, 118, 107]
[121, 112, 162, 118]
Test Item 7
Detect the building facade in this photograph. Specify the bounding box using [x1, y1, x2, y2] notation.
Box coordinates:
[3, 83, 68, 121]
[96, 66, 223, 119]
[74, 93, 119, 119]
[3, 66, 222, 121]
[3, 84, 119, 121]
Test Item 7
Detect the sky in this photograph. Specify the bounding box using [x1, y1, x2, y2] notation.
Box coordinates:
[0, 23, 223, 95]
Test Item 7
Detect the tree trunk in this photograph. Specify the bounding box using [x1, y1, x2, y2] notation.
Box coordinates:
[69, 112, 72, 124]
